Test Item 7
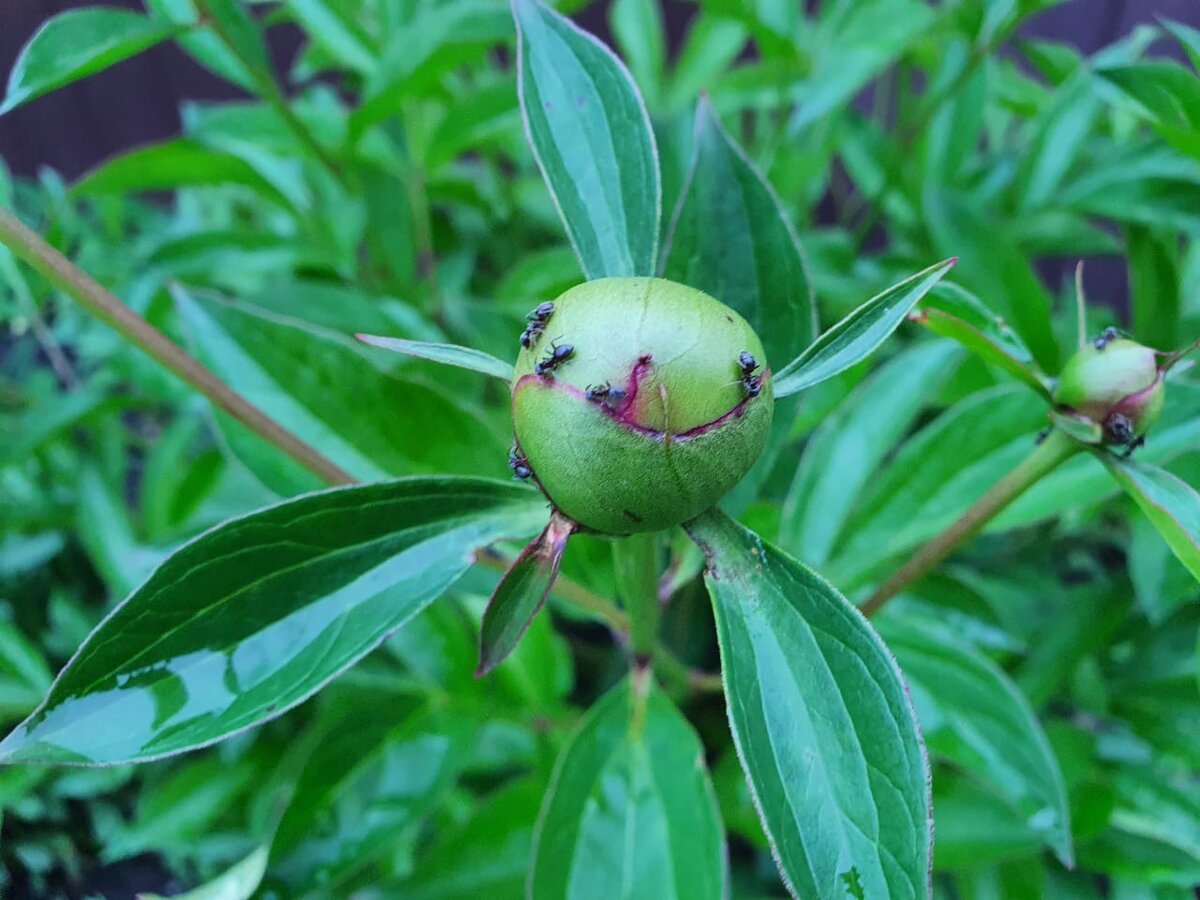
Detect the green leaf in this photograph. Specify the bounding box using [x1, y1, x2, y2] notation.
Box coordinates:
[477, 511, 573, 677]
[1, 8, 180, 115]
[1103, 456, 1200, 582]
[787, 0, 934, 132]
[355, 334, 514, 381]
[197, 0, 272, 84]
[1164, 18, 1200, 73]
[781, 341, 961, 567]
[773, 258, 956, 397]
[914, 283, 1053, 399]
[0, 620, 53, 720]
[529, 675, 727, 899]
[174, 288, 508, 494]
[662, 98, 816, 368]
[514, 0, 661, 279]
[1097, 62, 1200, 159]
[395, 776, 545, 899]
[140, 846, 268, 900]
[72, 139, 295, 208]
[286, 0, 379, 76]
[0, 477, 546, 764]
[686, 508, 931, 900]
[609, 0, 666, 108]
[879, 618, 1073, 865]
[1127, 225, 1181, 351]
[143, 0, 256, 90]
[923, 187, 1061, 371]
[831, 386, 1048, 587]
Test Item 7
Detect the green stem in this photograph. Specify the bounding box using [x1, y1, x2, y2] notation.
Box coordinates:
[197, 1, 346, 186]
[613, 531, 661, 666]
[861, 428, 1081, 617]
[0, 207, 355, 487]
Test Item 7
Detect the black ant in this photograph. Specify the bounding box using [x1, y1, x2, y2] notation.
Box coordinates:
[1093, 327, 1121, 351]
[508, 445, 532, 480]
[585, 382, 628, 409]
[534, 340, 574, 376]
[738, 350, 762, 398]
[520, 301, 555, 349]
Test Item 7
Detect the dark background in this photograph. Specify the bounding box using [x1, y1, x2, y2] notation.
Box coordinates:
[3, 0, 1200, 181]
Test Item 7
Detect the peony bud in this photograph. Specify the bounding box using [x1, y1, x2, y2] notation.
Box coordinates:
[1053, 338, 1165, 445]
[511, 278, 773, 534]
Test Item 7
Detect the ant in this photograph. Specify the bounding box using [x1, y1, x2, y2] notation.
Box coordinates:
[585, 382, 628, 409]
[534, 340, 574, 376]
[738, 350, 762, 398]
[1093, 326, 1122, 351]
[520, 301, 555, 349]
[1103, 412, 1147, 458]
[508, 445, 532, 480]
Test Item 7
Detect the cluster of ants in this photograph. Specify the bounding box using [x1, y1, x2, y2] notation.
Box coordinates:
[508, 301, 765, 480]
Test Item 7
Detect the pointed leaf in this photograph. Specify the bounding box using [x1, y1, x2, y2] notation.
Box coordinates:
[529, 674, 727, 899]
[1102, 456, 1200, 581]
[514, 0, 661, 279]
[878, 618, 1073, 866]
[773, 259, 956, 397]
[913, 284, 1053, 399]
[0, 478, 546, 765]
[2, 8, 180, 115]
[174, 288, 507, 495]
[662, 97, 815, 366]
[1049, 408, 1103, 445]
[685, 508, 931, 900]
[477, 510, 574, 676]
[356, 334, 514, 381]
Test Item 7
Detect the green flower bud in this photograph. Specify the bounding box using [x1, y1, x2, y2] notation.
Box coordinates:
[511, 277, 773, 535]
[1053, 338, 1165, 444]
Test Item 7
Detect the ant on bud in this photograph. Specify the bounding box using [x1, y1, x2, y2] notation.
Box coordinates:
[738, 350, 762, 398]
[534, 340, 574, 376]
[508, 445, 532, 480]
[585, 381, 628, 409]
[520, 301, 556, 349]
[1093, 326, 1121, 351]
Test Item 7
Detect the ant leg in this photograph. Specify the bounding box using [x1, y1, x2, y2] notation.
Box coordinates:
[1035, 428, 1050, 445]
[1121, 436, 1145, 459]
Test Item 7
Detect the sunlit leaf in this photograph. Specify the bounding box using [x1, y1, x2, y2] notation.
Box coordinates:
[0, 478, 546, 764]
[356, 334, 514, 381]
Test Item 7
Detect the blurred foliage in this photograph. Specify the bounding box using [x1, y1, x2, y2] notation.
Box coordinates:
[1, 0, 1200, 897]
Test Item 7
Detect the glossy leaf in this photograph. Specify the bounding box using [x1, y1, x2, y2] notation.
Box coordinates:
[529, 675, 727, 899]
[514, 0, 661, 279]
[477, 510, 573, 676]
[686, 508, 931, 900]
[355, 334, 514, 381]
[1, 8, 179, 115]
[914, 283, 1053, 399]
[174, 288, 507, 495]
[773, 259, 956, 397]
[879, 618, 1073, 865]
[662, 97, 815, 367]
[1103, 456, 1200, 582]
[0, 478, 546, 764]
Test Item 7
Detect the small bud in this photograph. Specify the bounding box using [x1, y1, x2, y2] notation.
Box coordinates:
[1053, 338, 1164, 444]
[511, 278, 773, 534]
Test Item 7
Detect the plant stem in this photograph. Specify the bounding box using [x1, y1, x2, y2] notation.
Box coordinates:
[0, 208, 356, 487]
[613, 531, 661, 665]
[861, 428, 1081, 617]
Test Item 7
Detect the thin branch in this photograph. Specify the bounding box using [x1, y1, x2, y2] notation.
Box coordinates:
[0, 208, 355, 486]
[861, 428, 1081, 617]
